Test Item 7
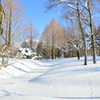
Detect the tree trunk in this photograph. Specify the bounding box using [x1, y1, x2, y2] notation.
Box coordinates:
[72, 50, 74, 57]
[1, 57, 5, 68]
[64, 52, 66, 58]
[46, 44, 49, 60]
[7, 6, 12, 46]
[77, 4, 87, 65]
[99, 48, 100, 56]
[91, 35, 96, 63]
[77, 49, 80, 60]
[52, 45, 55, 59]
[88, 2, 96, 64]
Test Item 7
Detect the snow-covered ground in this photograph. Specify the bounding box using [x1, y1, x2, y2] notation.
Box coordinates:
[0, 57, 100, 100]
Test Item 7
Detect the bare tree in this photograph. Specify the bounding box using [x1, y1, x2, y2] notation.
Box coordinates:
[41, 18, 63, 59]
[80, 0, 99, 63]
[46, 0, 88, 64]
[46, 0, 100, 64]
[24, 20, 39, 51]
[0, 0, 28, 68]
[49, 18, 63, 59]
[62, 25, 83, 60]
[3, 0, 27, 45]
[41, 25, 52, 59]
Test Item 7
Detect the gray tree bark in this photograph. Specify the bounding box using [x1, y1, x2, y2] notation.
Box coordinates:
[88, 2, 96, 63]
[77, 3, 87, 65]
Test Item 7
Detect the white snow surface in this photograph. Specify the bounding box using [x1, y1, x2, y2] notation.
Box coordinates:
[0, 57, 100, 100]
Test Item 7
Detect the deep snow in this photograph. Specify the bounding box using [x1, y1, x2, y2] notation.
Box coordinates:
[0, 57, 100, 100]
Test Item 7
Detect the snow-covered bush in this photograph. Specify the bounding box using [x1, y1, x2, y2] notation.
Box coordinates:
[16, 47, 38, 59]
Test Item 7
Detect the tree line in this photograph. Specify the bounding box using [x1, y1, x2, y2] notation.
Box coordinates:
[37, 0, 100, 65]
[37, 17, 100, 63]
[0, 0, 100, 68]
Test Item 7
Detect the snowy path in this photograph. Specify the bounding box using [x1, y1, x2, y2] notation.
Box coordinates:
[0, 57, 100, 100]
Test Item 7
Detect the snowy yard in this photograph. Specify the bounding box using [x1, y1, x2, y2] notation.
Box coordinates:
[0, 57, 100, 100]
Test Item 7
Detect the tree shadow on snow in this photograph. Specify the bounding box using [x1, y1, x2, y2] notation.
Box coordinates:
[15, 60, 34, 70]
[0, 89, 25, 98]
[12, 65, 29, 73]
[54, 96, 100, 99]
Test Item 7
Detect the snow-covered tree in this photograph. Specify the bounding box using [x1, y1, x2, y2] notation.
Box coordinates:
[62, 26, 83, 59]
[17, 47, 36, 59]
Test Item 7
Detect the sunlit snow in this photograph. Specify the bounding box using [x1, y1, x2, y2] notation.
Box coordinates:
[0, 57, 100, 100]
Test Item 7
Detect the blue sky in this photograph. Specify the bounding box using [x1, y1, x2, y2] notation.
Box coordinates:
[20, 0, 61, 36]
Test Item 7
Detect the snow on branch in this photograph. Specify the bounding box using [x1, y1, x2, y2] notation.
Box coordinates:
[67, 4, 77, 10]
[55, 0, 77, 10]
[55, 0, 67, 5]
[69, 11, 78, 17]
[67, 18, 77, 20]
[85, 1, 88, 7]
[80, 3, 88, 11]
[85, 33, 94, 41]
[66, 35, 82, 50]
